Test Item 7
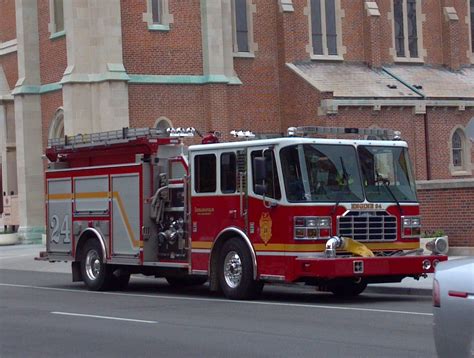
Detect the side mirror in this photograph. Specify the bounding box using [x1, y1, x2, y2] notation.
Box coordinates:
[254, 157, 267, 183]
[254, 183, 267, 196]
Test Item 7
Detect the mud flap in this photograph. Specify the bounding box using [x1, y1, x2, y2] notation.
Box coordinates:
[72, 261, 83, 282]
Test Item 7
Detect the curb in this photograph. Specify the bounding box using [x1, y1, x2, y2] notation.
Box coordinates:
[366, 286, 432, 297]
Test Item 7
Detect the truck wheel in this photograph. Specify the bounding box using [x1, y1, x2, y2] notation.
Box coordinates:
[81, 240, 112, 291]
[166, 276, 208, 287]
[218, 238, 261, 300]
[328, 279, 367, 297]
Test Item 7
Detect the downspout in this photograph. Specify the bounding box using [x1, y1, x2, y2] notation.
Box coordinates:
[382, 67, 430, 179]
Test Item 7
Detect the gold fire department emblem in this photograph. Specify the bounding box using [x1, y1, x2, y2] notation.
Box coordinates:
[259, 212, 272, 244]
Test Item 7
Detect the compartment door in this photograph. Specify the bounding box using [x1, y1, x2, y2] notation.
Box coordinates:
[111, 174, 141, 256]
[47, 178, 72, 253]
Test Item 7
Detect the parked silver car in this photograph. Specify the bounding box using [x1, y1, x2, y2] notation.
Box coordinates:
[433, 258, 474, 358]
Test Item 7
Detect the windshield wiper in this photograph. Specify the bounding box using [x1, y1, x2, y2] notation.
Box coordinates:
[379, 178, 403, 215]
[331, 157, 349, 215]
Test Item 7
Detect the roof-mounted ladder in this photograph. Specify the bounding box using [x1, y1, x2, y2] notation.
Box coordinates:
[47, 127, 197, 151]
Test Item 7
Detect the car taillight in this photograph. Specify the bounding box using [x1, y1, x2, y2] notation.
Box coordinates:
[433, 278, 440, 307]
[401, 216, 421, 238]
[293, 216, 331, 240]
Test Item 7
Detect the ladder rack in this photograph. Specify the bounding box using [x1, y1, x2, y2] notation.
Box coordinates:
[287, 126, 400, 140]
[47, 127, 168, 151]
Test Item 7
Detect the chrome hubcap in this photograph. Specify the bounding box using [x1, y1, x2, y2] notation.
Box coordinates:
[224, 251, 242, 288]
[85, 250, 101, 281]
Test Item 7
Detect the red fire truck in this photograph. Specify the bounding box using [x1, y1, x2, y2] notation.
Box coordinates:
[39, 126, 448, 299]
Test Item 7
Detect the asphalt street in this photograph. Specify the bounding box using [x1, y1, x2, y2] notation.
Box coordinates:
[0, 268, 437, 358]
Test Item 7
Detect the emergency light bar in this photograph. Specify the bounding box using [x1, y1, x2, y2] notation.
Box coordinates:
[166, 127, 196, 137]
[230, 130, 256, 139]
[287, 126, 401, 140]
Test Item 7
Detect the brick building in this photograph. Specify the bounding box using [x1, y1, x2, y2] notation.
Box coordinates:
[0, 0, 473, 250]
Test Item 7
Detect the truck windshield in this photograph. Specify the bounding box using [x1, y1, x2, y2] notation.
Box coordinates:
[358, 146, 417, 202]
[280, 144, 364, 202]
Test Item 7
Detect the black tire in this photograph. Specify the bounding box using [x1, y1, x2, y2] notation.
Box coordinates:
[165, 276, 208, 287]
[80, 240, 112, 291]
[328, 279, 367, 297]
[218, 238, 261, 300]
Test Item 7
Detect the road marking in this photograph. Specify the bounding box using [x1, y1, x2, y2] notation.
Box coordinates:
[51, 311, 157, 324]
[0, 254, 35, 260]
[0, 283, 433, 317]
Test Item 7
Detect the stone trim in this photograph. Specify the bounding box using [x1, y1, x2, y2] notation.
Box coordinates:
[48, 107, 64, 140]
[128, 74, 242, 85]
[0, 39, 18, 56]
[0, 95, 13, 102]
[154, 116, 173, 129]
[416, 178, 474, 190]
[448, 125, 473, 176]
[318, 98, 474, 115]
[279, 0, 294, 12]
[388, 0, 427, 63]
[142, 0, 174, 31]
[305, 0, 346, 60]
[365, 1, 380, 17]
[0, 66, 13, 100]
[60, 72, 131, 84]
[466, 0, 474, 64]
[11, 73, 243, 96]
[49, 30, 66, 40]
[232, 0, 258, 57]
[12, 82, 62, 95]
[444, 7, 458, 21]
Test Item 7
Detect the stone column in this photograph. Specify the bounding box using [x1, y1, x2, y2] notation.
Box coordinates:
[13, 0, 44, 243]
[61, 0, 129, 136]
[200, 0, 235, 79]
[200, 0, 235, 137]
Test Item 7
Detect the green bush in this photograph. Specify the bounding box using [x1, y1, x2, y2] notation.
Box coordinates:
[421, 229, 446, 238]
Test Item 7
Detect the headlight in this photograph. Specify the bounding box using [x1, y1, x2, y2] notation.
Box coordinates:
[293, 217, 331, 240]
[401, 216, 421, 238]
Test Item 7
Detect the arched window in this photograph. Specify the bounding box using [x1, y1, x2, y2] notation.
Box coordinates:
[48, 108, 64, 139]
[154, 116, 173, 131]
[449, 127, 472, 175]
[452, 130, 463, 168]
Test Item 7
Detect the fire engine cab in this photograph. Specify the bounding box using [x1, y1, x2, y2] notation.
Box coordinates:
[40, 126, 448, 299]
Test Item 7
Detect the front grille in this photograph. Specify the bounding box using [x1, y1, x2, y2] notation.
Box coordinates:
[337, 211, 397, 241]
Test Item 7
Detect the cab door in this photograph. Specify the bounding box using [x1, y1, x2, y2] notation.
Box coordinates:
[190, 150, 246, 241]
[246, 147, 287, 278]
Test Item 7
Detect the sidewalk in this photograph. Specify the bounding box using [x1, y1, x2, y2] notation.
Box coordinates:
[0, 244, 469, 296]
